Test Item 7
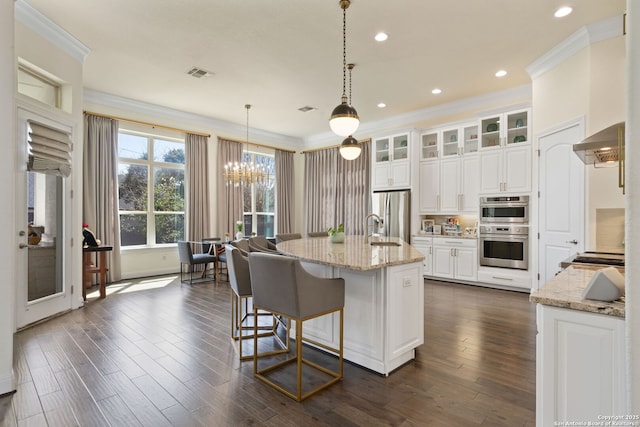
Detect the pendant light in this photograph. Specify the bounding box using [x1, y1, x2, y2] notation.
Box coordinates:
[223, 104, 267, 187]
[329, 0, 359, 137]
[339, 63, 362, 160]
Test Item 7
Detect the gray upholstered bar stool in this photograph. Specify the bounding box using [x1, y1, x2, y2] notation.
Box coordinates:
[275, 233, 302, 244]
[248, 236, 280, 253]
[225, 245, 288, 361]
[248, 252, 345, 401]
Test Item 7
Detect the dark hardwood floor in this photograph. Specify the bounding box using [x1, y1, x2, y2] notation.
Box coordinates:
[0, 275, 536, 426]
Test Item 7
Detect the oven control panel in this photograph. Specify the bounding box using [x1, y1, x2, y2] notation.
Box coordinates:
[479, 224, 529, 235]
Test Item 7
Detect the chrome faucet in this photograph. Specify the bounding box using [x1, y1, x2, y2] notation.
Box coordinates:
[364, 213, 382, 243]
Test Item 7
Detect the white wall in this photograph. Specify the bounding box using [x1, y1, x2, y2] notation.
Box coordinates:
[0, 0, 16, 395]
[533, 36, 626, 250]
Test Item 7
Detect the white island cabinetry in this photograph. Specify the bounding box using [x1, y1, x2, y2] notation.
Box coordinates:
[277, 236, 424, 375]
[530, 267, 627, 427]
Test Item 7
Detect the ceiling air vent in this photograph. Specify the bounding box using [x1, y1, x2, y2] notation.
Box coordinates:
[298, 106, 317, 113]
[187, 67, 213, 78]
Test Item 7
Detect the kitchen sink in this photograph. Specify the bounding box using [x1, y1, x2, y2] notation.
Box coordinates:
[370, 241, 401, 246]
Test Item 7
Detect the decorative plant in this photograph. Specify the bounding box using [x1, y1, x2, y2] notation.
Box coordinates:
[327, 223, 344, 236]
[236, 221, 243, 232]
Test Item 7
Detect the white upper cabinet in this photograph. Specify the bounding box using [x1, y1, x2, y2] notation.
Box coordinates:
[418, 122, 480, 214]
[479, 108, 532, 194]
[418, 161, 439, 212]
[373, 133, 411, 190]
[480, 141, 532, 194]
[420, 131, 439, 161]
[480, 109, 530, 150]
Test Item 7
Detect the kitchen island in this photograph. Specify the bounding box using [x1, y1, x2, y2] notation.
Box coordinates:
[277, 235, 425, 375]
[530, 266, 626, 426]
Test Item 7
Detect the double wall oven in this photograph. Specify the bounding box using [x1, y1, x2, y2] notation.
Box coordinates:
[479, 196, 529, 270]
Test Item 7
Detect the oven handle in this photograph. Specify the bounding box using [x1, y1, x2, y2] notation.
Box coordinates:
[479, 234, 528, 241]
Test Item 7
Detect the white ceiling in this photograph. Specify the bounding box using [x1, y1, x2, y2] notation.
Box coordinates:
[24, 0, 625, 142]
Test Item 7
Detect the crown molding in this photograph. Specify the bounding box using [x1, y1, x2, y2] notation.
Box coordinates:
[526, 14, 623, 80]
[304, 84, 532, 145]
[84, 90, 303, 147]
[15, 0, 90, 63]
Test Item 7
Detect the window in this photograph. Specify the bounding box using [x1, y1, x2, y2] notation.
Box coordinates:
[118, 131, 185, 246]
[17, 66, 61, 109]
[242, 152, 275, 237]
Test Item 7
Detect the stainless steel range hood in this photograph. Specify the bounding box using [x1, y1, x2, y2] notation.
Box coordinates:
[573, 122, 625, 164]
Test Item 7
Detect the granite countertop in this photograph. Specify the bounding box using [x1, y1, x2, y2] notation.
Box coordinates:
[276, 235, 424, 271]
[413, 233, 477, 240]
[530, 265, 625, 318]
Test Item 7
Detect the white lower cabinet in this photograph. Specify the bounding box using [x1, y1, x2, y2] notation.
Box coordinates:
[431, 237, 477, 281]
[411, 236, 432, 276]
[536, 304, 626, 427]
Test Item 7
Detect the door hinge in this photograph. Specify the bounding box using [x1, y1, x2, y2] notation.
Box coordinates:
[71, 237, 74, 247]
[537, 233, 540, 239]
[538, 191, 541, 198]
[537, 149, 541, 157]
[70, 189, 73, 198]
[71, 285, 74, 294]
[537, 273, 540, 280]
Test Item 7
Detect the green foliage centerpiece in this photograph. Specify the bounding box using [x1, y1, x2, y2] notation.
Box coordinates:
[327, 223, 345, 243]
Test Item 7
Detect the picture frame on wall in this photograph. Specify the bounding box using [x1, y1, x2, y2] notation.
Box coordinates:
[422, 219, 434, 234]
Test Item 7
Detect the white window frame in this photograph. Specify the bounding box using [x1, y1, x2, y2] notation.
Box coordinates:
[243, 151, 275, 237]
[118, 130, 185, 247]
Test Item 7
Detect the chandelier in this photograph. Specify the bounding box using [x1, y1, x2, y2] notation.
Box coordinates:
[223, 104, 268, 187]
[329, 0, 359, 138]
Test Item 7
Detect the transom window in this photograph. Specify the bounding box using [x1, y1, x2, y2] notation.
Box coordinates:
[117, 131, 185, 246]
[242, 152, 275, 238]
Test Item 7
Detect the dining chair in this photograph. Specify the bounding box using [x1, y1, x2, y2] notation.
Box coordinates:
[248, 252, 345, 401]
[177, 241, 217, 285]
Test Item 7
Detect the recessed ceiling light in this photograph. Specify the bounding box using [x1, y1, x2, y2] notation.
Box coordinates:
[554, 6, 573, 18]
[432, 88, 442, 95]
[374, 32, 388, 42]
[377, 102, 386, 108]
[495, 70, 507, 77]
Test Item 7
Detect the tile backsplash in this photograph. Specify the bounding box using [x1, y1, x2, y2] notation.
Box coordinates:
[596, 208, 624, 252]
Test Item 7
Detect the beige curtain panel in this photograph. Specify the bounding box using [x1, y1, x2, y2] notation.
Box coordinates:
[275, 149, 295, 234]
[83, 113, 122, 282]
[185, 133, 210, 241]
[304, 141, 370, 236]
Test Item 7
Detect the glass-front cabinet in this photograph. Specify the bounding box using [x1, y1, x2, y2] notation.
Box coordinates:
[480, 109, 530, 149]
[373, 132, 412, 190]
[420, 132, 438, 160]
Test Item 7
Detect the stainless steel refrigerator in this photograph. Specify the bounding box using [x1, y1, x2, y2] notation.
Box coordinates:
[371, 190, 411, 242]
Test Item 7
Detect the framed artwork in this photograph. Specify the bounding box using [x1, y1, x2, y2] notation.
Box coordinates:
[422, 219, 434, 233]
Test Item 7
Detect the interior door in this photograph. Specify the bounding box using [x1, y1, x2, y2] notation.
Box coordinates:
[538, 122, 584, 286]
[16, 108, 73, 329]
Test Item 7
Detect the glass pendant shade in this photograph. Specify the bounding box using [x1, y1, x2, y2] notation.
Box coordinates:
[339, 135, 361, 160]
[330, 100, 360, 137]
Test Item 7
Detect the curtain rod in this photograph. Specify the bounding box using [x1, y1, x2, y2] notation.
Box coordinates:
[84, 111, 211, 138]
[301, 138, 371, 154]
[218, 136, 297, 154]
